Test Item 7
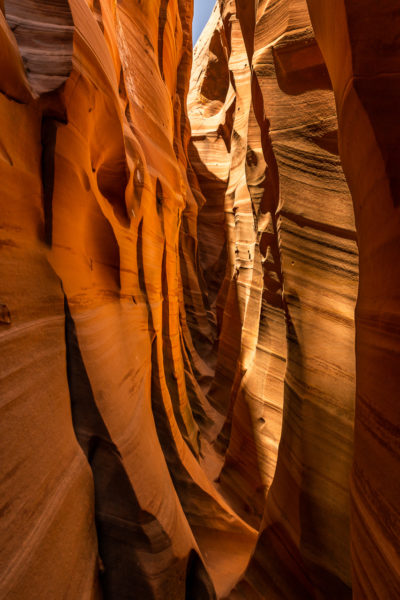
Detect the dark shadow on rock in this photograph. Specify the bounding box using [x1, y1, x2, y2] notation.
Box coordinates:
[64, 296, 188, 599]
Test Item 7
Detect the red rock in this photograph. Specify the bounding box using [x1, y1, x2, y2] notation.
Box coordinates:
[307, 1, 400, 597]
[189, 0, 357, 597]
[0, 1, 399, 599]
[0, 1, 254, 597]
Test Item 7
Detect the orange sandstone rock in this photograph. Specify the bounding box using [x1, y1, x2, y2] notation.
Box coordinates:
[0, 1, 254, 598]
[1, 0, 399, 599]
[307, 1, 400, 597]
[189, 1, 358, 598]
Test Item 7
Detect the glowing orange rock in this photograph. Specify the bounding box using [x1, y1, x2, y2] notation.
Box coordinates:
[0, 1, 254, 598]
[189, 1, 358, 598]
[1, 0, 399, 598]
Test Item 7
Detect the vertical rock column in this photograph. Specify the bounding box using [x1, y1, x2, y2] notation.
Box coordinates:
[307, 1, 400, 597]
[189, 0, 358, 597]
[0, 3, 101, 598]
[0, 0, 256, 597]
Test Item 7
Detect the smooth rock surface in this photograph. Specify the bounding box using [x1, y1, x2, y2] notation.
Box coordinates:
[307, 1, 400, 597]
[189, 0, 358, 598]
[1, 0, 399, 599]
[0, 2, 254, 598]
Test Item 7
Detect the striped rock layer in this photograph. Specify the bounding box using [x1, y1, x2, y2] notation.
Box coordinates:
[189, 1, 357, 598]
[0, 0, 399, 599]
[0, 1, 254, 598]
[190, 1, 400, 599]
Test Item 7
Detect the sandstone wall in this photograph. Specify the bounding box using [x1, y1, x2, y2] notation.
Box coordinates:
[306, 2, 400, 598]
[0, 2, 254, 598]
[0, 0, 399, 599]
[189, 2, 358, 597]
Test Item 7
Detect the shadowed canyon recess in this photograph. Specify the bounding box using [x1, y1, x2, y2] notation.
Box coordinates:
[0, 1, 399, 599]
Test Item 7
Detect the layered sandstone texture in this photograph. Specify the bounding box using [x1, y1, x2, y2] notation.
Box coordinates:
[0, 1, 255, 598]
[189, 1, 358, 598]
[306, 2, 400, 598]
[0, 0, 399, 600]
[189, 1, 400, 599]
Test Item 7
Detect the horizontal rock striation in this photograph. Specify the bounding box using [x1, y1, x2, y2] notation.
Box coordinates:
[189, 1, 400, 599]
[307, 1, 400, 598]
[0, 1, 254, 598]
[0, 0, 399, 599]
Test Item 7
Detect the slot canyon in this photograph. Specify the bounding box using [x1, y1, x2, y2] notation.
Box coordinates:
[0, 0, 399, 598]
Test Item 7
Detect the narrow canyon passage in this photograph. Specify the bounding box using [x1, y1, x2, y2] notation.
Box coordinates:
[186, 2, 358, 597]
[0, 1, 399, 600]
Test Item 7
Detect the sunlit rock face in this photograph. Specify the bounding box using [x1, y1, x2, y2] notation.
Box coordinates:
[190, 1, 400, 599]
[189, 0, 358, 598]
[0, 1, 399, 599]
[0, 1, 254, 598]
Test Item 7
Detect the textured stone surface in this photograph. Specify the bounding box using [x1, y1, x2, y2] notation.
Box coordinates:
[189, 0, 358, 598]
[307, 2, 400, 598]
[0, 2, 254, 598]
[0, 1, 399, 599]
